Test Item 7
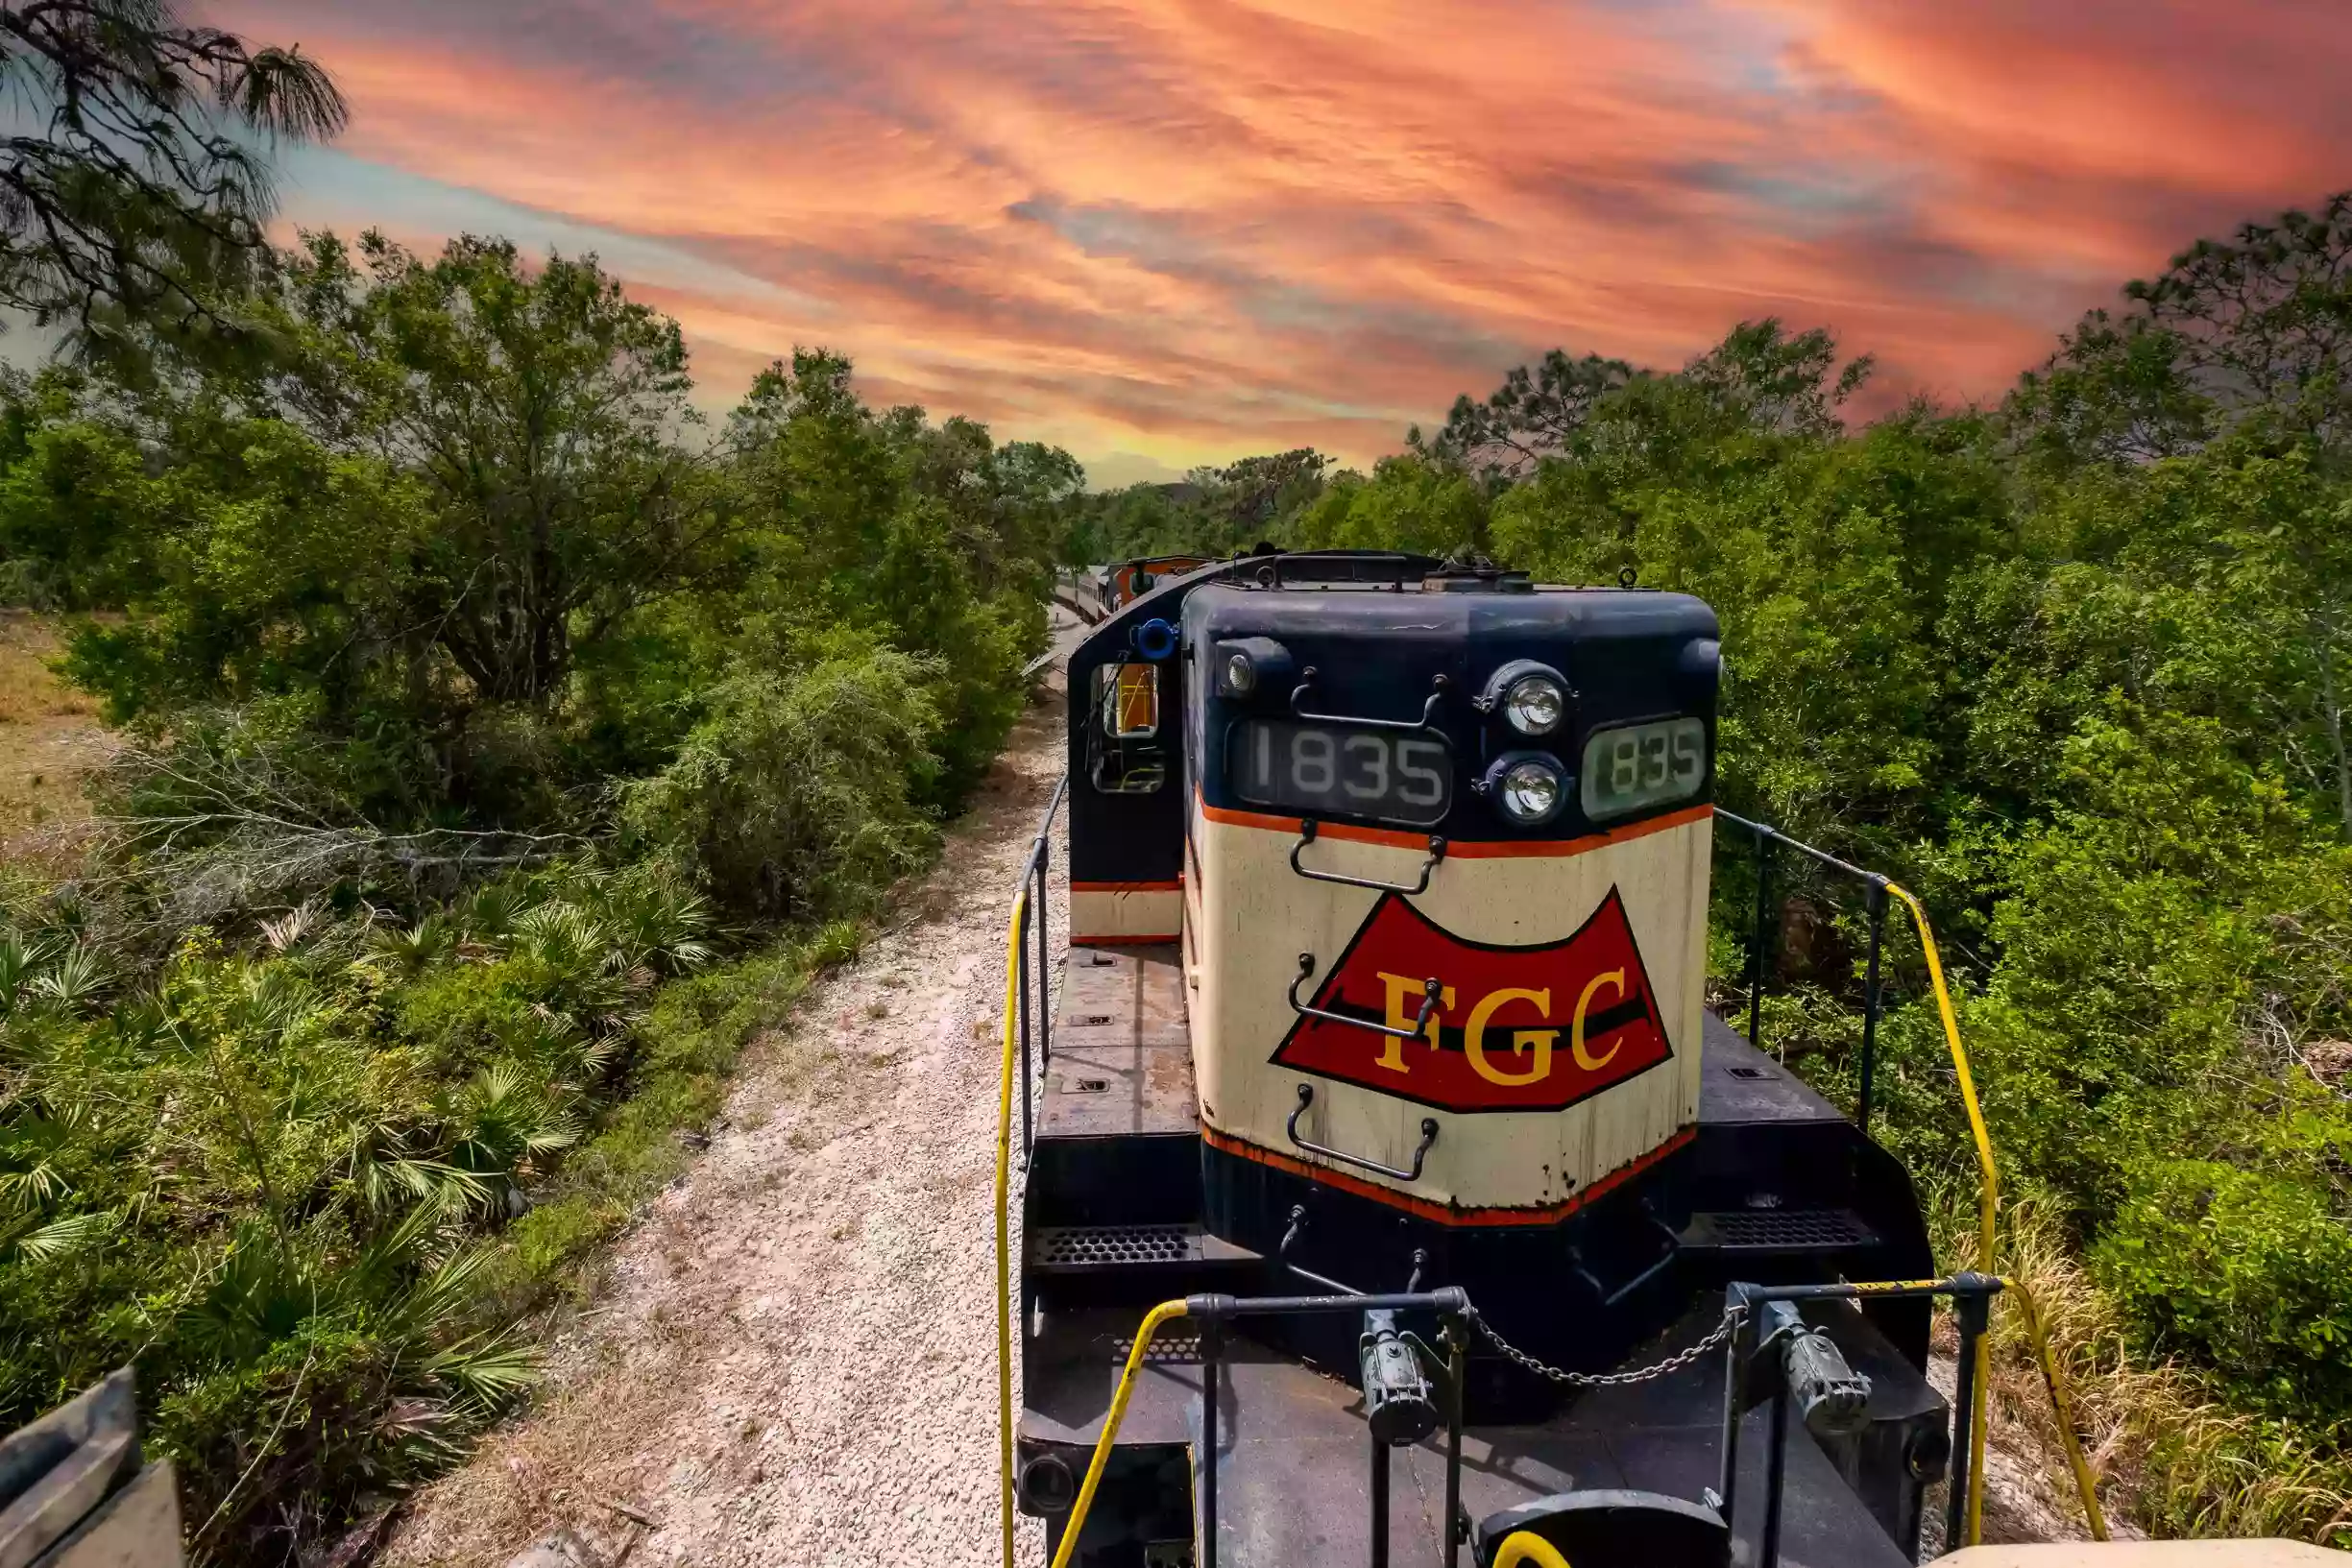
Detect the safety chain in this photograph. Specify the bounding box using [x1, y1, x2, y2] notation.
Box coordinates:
[1465, 1305, 1743, 1388]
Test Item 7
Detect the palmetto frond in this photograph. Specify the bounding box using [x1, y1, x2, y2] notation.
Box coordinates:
[30, 944, 109, 1011]
[596, 877, 716, 976]
[460, 880, 534, 942]
[2, 1208, 116, 1263]
[370, 914, 457, 975]
[350, 1145, 497, 1218]
[0, 1160, 73, 1209]
[446, 1063, 579, 1173]
[259, 898, 328, 953]
[0, 932, 59, 1017]
[511, 902, 612, 974]
[106, 994, 170, 1052]
[423, 1330, 539, 1411]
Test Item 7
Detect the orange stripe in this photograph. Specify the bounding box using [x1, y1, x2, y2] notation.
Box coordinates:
[1196, 797, 1712, 858]
[1073, 932, 1181, 947]
[1071, 879, 1184, 893]
[1200, 1123, 1697, 1227]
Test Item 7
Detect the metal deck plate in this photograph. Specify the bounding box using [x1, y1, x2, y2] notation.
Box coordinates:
[1681, 1208, 1880, 1253]
[1043, 945, 1195, 1140]
[1696, 1014, 1846, 1125]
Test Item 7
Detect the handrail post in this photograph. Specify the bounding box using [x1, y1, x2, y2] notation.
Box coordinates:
[1759, 1381, 1790, 1568]
[1948, 1286, 1991, 1550]
[1715, 1284, 1750, 1539]
[1747, 829, 1771, 1054]
[1036, 842, 1053, 1067]
[1018, 891, 1033, 1156]
[1443, 1315, 1466, 1568]
[1200, 1316, 1221, 1568]
[1857, 884, 1887, 1133]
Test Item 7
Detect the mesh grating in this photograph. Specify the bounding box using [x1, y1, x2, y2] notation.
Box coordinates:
[1111, 1331, 1203, 1363]
[1031, 1224, 1199, 1268]
[1688, 1209, 1876, 1251]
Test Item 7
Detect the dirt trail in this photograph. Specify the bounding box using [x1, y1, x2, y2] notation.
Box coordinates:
[386, 617, 1079, 1568]
[0, 611, 112, 856]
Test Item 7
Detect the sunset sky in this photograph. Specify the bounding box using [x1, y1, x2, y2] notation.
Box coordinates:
[212, 0, 2352, 486]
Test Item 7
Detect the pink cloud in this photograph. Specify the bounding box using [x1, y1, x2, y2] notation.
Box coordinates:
[212, 0, 2352, 468]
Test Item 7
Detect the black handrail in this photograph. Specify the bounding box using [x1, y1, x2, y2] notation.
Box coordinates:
[1718, 1274, 2000, 1568]
[1288, 952, 1442, 1041]
[1182, 1286, 1474, 1568]
[1015, 773, 1070, 1157]
[1712, 808, 1892, 1134]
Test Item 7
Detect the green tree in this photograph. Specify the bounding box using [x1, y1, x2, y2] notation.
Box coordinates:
[2, 233, 745, 818]
[1411, 348, 1637, 480]
[2006, 191, 2352, 470]
[0, 0, 344, 349]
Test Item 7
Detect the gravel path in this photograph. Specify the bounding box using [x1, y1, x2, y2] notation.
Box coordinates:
[385, 617, 1079, 1568]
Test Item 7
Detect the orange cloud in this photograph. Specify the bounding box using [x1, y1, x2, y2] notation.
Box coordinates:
[215, 0, 2352, 470]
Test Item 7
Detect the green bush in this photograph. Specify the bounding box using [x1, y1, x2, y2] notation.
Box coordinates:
[2097, 1156, 2352, 1423]
[619, 638, 947, 918]
[0, 867, 848, 1559]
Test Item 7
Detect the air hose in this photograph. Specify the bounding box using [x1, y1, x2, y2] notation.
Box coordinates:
[1493, 1532, 1573, 1568]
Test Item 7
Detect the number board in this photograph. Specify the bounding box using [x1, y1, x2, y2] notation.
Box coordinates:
[1229, 719, 1451, 827]
[1580, 716, 1707, 822]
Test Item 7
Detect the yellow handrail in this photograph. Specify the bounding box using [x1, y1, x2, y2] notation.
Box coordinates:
[995, 888, 1029, 1568]
[1493, 1531, 1573, 1568]
[1880, 880, 1998, 1547]
[1050, 1298, 1192, 1568]
[2001, 1275, 2111, 1541]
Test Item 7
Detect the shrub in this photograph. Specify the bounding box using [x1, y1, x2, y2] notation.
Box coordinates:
[619, 638, 946, 918]
[2096, 1155, 2352, 1422]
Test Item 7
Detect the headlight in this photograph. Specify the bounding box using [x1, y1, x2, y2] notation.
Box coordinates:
[1503, 673, 1565, 736]
[1215, 638, 1292, 701]
[1492, 755, 1567, 825]
[1481, 660, 1573, 736]
[1224, 649, 1257, 696]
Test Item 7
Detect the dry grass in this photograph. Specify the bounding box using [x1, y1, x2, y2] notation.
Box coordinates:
[1941, 1188, 2352, 1548]
[0, 612, 110, 853]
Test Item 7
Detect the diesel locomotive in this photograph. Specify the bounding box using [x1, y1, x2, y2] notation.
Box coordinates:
[1009, 551, 2000, 1568]
[1093, 554, 1218, 614]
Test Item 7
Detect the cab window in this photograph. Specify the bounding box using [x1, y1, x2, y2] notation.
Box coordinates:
[1089, 661, 1166, 793]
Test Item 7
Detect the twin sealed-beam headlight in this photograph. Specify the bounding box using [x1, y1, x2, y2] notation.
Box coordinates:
[1486, 753, 1568, 826]
[1482, 660, 1571, 737]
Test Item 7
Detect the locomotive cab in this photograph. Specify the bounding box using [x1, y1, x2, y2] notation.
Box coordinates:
[1025, 552, 1945, 1568]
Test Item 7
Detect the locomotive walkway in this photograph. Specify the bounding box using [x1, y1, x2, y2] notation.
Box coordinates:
[382, 613, 1084, 1568]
